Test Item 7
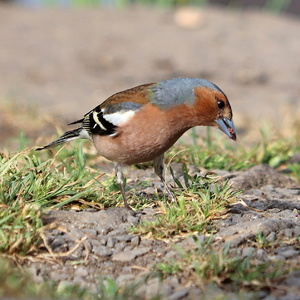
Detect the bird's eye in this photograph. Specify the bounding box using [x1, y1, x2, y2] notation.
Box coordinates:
[217, 100, 225, 109]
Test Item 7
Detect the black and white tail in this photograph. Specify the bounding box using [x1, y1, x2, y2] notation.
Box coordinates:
[36, 127, 90, 151]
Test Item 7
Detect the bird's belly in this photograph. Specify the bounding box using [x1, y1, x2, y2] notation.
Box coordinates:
[93, 129, 183, 165]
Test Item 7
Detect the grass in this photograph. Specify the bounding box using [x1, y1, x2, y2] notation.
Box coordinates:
[166, 125, 300, 173]
[155, 236, 286, 293]
[131, 167, 240, 239]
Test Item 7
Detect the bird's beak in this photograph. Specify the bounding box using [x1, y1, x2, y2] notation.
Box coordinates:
[216, 118, 237, 141]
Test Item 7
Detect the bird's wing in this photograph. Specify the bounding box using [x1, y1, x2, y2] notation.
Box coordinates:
[74, 83, 155, 137]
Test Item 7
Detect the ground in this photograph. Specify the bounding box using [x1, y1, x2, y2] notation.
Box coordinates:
[0, 3, 300, 299]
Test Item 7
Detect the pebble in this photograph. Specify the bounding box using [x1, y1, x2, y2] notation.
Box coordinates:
[107, 237, 117, 248]
[116, 274, 135, 285]
[81, 228, 97, 237]
[112, 247, 151, 262]
[75, 266, 88, 277]
[112, 251, 136, 262]
[280, 249, 300, 259]
[168, 288, 190, 300]
[93, 245, 112, 257]
[99, 236, 108, 246]
[242, 247, 255, 258]
[266, 232, 276, 242]
[115, 235, 134, 242]
[127, 215, 139, 225]
[131, 235, 140, 246]
[145, 277, 161, 299]
[256, 249, 268, 261]
[113, 242, 127, 253]
[283, 228, 295, 237]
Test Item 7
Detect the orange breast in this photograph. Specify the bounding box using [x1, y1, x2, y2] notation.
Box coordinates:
[92, 103, 194, 165]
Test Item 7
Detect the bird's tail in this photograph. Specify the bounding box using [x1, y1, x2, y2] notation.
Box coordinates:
[36, 128, 84, 151]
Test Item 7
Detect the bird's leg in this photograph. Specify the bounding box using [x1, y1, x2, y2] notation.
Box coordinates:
[153, 154, 176, 202]
[115, 163, 132, 210]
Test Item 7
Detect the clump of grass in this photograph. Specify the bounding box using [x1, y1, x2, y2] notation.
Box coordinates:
[132, 165, 240, 239]
[156, 236, 284, 292]
[0, 142, 124, 255]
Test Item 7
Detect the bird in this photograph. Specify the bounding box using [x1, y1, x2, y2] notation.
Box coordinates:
[37, 77, 236, 210]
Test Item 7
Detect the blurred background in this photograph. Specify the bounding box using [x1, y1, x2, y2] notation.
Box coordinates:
[0, 0, 299, 148]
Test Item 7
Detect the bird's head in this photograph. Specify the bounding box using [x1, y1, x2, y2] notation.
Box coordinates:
[193, 83, 236, 141]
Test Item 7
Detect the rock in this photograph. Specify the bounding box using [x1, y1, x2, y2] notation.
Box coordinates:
[131, 236, 141, 246]
[229, 165, 296, 191]
[145, 277, 161, 299]
[112, 247, 151, 262]
[107, 237, 117, 248]
[279, 249, 300, 259]
[256, 249, 268, 261]
[266, 232, 276, 242]
[74, 266, 88, 277]
[115, 235, 134, 242]
[242, 247, 255, 258]
[116, 274, 135, 285]
[169, 288, 189, 300]
[93, 245, 112, 257]
[81, 228, 97, 238]
[112, 251, 136, 262]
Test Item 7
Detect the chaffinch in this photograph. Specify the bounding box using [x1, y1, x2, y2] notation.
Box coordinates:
[37, 77, 236, 209]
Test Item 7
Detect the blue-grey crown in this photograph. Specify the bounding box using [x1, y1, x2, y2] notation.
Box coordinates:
[150, 78, 223, 109]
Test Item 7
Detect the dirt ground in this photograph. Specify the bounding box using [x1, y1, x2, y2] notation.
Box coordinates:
[0, 3, 300, 299]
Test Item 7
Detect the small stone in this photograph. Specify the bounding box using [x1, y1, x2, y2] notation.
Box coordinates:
[283, 228, 294, 238]
[131, 236, 140, 246]
[69, 228, 85, 240]
[81, 228, 97, 237]
[51, 271, 70, 282]
[93, 245, 112, 257]
[242, 247, 254, 258]
[112, 247, 151, 262]
[75, 266, 88, 277]
[116, 274, 135, 285]
[140, 239, 153, 247]
[257, 249, 267, 261]
[115, 235, 134, 242]
[127, 215, 139, 226]
[145, 277, 161, 299]
[99, 236, 108, 246]
[130, 247, 151, 257]
[269, 255, 285, 261]
[95, 226, 110, 235]
[113, 242, 127, 253]
[266, 232, 276, 242]
[107, 237, 117, 248]
[169, 288, 189, 300]
[73, 276, 84, 284]
[165, 276, 179, 287]
[112, 251, 136, 262]
[108, 228, 127, 236]
[280, 249, 299, 259]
